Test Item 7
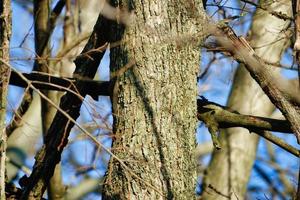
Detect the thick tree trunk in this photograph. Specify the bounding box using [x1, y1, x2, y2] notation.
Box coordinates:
[102, 1, 207, 199]
[201, 0, 292, 199]
[0, 0, 11, 199]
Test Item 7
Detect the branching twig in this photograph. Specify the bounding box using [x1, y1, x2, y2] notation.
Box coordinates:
[213, 22, 300, 141]
[211, 20, 300, 199]
[9, 72, 299, 156]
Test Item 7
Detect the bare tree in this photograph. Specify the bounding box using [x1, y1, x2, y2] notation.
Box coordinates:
[1, 0, 300, 199]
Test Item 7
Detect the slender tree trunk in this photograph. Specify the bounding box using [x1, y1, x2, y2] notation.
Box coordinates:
[5, 0, 103, 189]
[201, 0, 292, 199]
[5, 0, 52, 182]
[0, 0, 11, 199]
[47, 1, 104, 199]
[102, 1, 207, 199]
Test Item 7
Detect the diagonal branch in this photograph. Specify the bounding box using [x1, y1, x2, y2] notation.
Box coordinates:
[211, 21, 300, 199]
[19, 14, 112, 199]
[1, 60, 165, 199]
[7, 0, 66, 137]
[9, 70, 300, 157]
[213, 23, 300, 143]
[34, 0, 66, 57]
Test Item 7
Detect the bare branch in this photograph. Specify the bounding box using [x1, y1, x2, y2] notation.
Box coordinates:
[19, 12, 110, 198]
[9, 71, 111, 97]
[197, 98, 300, 157]
[197, 98, 292, 133]
[212, 23, 300, 143]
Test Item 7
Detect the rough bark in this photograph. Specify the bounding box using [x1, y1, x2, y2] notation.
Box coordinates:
[0, 0, 11, 199]
[102, 1, 207, 199]
[201, 0, 292, 199]
[9, 72, 299, 156]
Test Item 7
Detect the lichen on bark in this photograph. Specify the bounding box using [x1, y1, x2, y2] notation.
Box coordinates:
[102, 1, 207, 199]
[0, 0, 11, 199]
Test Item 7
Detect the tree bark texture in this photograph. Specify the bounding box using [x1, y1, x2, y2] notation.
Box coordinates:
[0, 0, 11, 199]
[102, 1, 207, 199]
[201, 0, 292, 199]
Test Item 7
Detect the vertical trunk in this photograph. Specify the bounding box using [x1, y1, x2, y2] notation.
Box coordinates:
[201, 0, 292, 199]
[20, 10, 110, 199]
[102, 1, 207, 199]
[33, 0, 51, 135]
[0, 0, 11, 199]
[33, 0, 50, 60]
[47, 1, 104, 199]
[6, 1, 50, 181]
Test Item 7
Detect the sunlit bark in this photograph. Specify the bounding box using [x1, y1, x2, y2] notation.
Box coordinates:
[102, 1, 207, 199]
[201, 0, 292, 199]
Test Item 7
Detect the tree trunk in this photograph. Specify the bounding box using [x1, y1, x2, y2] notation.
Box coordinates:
[102, 1, 207, 199]
[46, 1, 103, 199]
[0, 0, 11, 199]
[201, 0, 292, 199]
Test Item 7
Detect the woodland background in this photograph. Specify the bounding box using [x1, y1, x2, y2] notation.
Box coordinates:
[0, 0, 299, 199]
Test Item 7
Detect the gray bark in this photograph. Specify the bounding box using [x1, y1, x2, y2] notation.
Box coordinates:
[102, 1, 207, 199]
[0, 0, 11, 199]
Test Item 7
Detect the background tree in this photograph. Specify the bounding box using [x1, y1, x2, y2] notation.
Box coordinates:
[202, 0, 293, 199]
